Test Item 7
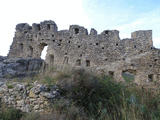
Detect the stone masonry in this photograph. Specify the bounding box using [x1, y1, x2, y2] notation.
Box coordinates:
[8, 20, 160, 84]
[0, 81, 59, 112]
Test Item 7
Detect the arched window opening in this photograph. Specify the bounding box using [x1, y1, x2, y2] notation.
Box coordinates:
[29, 46, 33, 57]
[37, 24, 41, 31]
[47, 24, 50, 30]
[86, 60, 90, 67]
[39, 43, 48, 60]
[148, 74, 153, 82]
[19, 43, 23, 51]
[75, 28, 79, 34]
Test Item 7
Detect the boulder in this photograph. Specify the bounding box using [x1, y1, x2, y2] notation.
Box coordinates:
[0, 57, 44, 81]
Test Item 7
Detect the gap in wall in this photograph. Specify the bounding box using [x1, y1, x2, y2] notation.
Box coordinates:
[41, 46, 48, 60]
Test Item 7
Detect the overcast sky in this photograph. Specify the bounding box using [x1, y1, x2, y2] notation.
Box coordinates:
[0, 0, 160, 56]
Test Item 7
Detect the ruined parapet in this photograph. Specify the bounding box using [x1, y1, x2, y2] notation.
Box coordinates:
[16, 23, 32, 32]
[7, 20, 160, 84]
[8, 20, 156, 64]
[32, 23, 41, 32]
[131, 30, 153, 50]
[8, 23, 32, 58]
[90, 28, 97, 35]
[69, 25, 88, 35]
[8, 20, 58, 59]
[39, 20, 58, 32]
[101, 30, 120, 40]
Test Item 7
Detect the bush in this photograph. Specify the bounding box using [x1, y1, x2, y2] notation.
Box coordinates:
[57, 69, 124, 119]
[21, 112, 40, 120]
[1, 68, 160, 120]
[0, 106, 23, 120]
[56, 69, 160, 120]
[51, 98, 87, 120]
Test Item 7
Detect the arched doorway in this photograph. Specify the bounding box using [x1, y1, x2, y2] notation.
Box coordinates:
[39, 43, 48, 60]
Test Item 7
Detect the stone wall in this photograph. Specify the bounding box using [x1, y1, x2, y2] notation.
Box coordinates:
[7, 20, 160, 84]
[0, 81, 59, 112]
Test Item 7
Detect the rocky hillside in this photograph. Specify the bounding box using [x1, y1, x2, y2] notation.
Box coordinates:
[0, 56, 44, 81]
[0, 81, 59, 112]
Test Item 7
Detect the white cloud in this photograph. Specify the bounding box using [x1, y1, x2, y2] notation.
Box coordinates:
[114, 8, 160, 48]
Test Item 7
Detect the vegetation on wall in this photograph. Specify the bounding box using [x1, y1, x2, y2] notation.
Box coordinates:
[1, 68, 160, 120]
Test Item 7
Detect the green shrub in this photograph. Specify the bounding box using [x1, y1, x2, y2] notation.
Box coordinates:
[0, 106, 23, 120]
[2, 68, 160, 120]
[21, 112, 40, 120]
[57, 69, 123, 119]
[56, 69, 160, 120]
[6, 84, 14, 89]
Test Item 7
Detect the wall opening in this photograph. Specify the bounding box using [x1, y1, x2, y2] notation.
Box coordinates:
[40, 43, 48, 60]
[109, 71, 114, 77]
[96, 43, 99, 46]
[49, 54, 54, 65]
[47, 24, 50, 30]
[148, 74, 153, 82]
[105, 30, 109, 34]
[29, 46, 33, 57]
[57, 43, 61, 46]
[86, 60, 90, 67]
[154, 59, 158, 62]
[24, 31, 28, 34]
[76, 59, 81, 66]
[37, 24, 41, 31]
[122, 69, 136, 82]
[75, 28, 79, 34]
[19, 43, 23, 50]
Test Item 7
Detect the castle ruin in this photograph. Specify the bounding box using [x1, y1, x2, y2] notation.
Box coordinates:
[8, 20, 160, 84]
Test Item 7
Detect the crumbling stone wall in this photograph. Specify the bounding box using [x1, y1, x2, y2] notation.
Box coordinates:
[0, 81, 59, 112]
[8, 20, 160, 84]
